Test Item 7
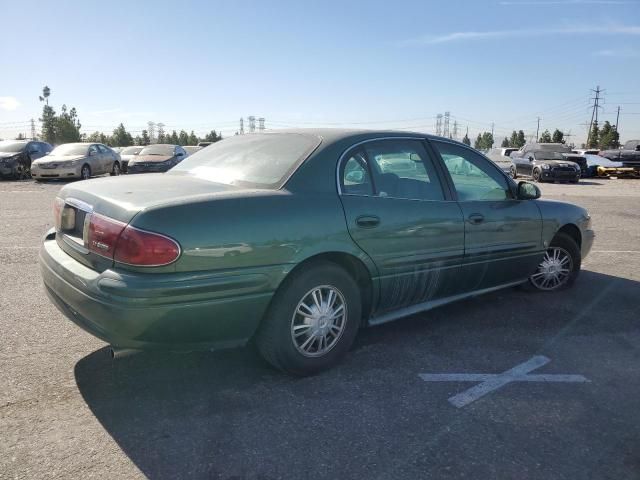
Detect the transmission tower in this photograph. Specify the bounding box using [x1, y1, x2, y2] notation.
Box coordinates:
[147, 121, 156, 143]
[157, 123, 165, 142]
[586, 85, 604, 147]
[452, 121, 458, 140]
[435, 114, 443, 136]
[443, 112, 450, 138]
[239, 118, 244, 134]
[258, 117, 265, 131]
[30, 119, 36, 140]
[248, 116, 256, 133]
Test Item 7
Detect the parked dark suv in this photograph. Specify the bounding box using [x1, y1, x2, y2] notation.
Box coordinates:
[0, 140, 53, 180]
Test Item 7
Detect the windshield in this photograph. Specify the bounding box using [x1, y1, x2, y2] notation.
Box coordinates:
[50, 144, 90, 156]
[535, 151, 565, 160]
[121, 146, 143, 155]
[139, 145, 174, 156]
[0, 141, 27, 153]
[168, 133, 321, 188]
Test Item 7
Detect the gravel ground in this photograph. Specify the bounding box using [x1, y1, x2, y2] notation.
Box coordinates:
[1, 177, 639, 480]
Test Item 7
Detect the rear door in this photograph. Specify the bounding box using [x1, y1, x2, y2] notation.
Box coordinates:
[338, 138, 465, 314]
[431, 140, 543, 292]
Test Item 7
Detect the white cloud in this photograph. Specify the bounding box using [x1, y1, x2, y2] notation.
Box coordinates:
[401, 24, 640, 45]
[594, 48, 640, 57]
[0, 97, 21, 111]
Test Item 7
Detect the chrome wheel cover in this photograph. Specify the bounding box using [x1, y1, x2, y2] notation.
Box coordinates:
[530, 247, 573, 291]
[81, 166, 90, 179]
[290, 285, 347, 358]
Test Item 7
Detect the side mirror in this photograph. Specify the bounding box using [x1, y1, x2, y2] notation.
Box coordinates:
[175, 152, 184, 157]
[517, 181, 541, 200]
[89, 150, 96, 156]
[528, 156, 534, 161]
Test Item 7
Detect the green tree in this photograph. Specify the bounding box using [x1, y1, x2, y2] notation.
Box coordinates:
[178, 130, 189, 146]
[141, 130, 150, 145]
[169, 130, 179, 144]
[474, 134, 483, 149]
[15, 133, 26, 140]
[462, 133, 470, 146]
[516, 130, 526, 148]
[188, 130, 199, 145]
[55, 104, 82, 143]
[475, 132, 494, 150]
[509, 131, 518, 148]
[111, 123, 133, 147]
[40, 104, 57, 144]
[538, 129, 552, 143]
[501, 137, 510, 147]
[587, 121, 599, 148]
[551, 129, 565, 144]
[598, 121, 619, 149]
[157, 131, 166, 144]
[203, 130, 223, 143]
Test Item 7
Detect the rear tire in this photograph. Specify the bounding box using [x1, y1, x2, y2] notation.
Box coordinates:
[509, 165, 518, 179]
[12, 161, 30, 180]
[524, 232, 581, 292]
[255, 261, 361, 376]
[111, 162, 121, 176]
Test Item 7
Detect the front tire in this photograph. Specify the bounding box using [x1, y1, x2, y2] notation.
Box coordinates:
[509, 165, 518, 179]
[111, 162, 121, 176]
[80, 164, 91, 180]
[255, 261, 361, 375]
[532, 168, 542, 182]
[526, 232, 581, 291]
[12, 161, 30, 180]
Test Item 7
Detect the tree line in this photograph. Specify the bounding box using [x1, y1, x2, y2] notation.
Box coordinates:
[36, 86, 222, 147]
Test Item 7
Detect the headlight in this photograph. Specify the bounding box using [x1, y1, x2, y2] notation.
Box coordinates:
[541, 164, 550, 170]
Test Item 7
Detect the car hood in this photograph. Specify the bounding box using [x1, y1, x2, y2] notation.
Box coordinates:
[120, 154, 138, 160]
[35, 154, 86, 164]
[57, 172, 268, 223]
[0, 151, 21, 158]
[134, 154, 174, 163]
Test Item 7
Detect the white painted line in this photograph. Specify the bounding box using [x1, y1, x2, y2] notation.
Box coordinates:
[419, 355, 589, 408]
[591, 250, 640, 254]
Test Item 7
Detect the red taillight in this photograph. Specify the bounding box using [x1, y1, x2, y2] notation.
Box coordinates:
[86, 214, 126, 258]
[113, 225, 180, 266]
[81, 212, 180, 266]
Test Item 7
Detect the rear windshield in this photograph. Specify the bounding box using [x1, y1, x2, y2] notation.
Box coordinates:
[168, 133, 321, 188]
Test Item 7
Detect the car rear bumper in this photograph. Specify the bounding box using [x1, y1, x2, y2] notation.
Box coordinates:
[39, 231, 275, 350]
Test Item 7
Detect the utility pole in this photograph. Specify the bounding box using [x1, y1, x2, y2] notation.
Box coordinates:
[435, 114, 443, 136]
[239, 118, 244, 134]
[443, 112, 450, 138]
[491, 122, 495, 138]
[536, 117, 540, 142]
[586, 85, 603, 147]
[30, 119, 36, 140]
[615, 105, 621, 133]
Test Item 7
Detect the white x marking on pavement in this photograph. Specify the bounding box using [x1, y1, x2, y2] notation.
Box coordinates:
[419, 355, 590, 408]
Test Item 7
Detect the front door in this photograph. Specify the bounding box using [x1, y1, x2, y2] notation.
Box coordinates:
[338, 138, 465, 314]
[430, 140, 543, 292]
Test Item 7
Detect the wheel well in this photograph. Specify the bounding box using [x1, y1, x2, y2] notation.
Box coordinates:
[556, 224, 581, 248]
[286, 252, 374, 325]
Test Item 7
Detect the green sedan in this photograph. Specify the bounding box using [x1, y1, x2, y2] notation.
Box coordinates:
[40, 130, 594, 375]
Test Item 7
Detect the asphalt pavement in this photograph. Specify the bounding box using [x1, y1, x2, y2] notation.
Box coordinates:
[1, 177, 639, 480]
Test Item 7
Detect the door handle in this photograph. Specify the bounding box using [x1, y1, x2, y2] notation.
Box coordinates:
[468, 213, 485, 225]
[356, 215, 380, 228]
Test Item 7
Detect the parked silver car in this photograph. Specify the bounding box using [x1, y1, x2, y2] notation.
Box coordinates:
[31, 143, 121, 181]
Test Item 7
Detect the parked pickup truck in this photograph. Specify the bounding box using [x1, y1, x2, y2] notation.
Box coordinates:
[599, 140, 640, 166]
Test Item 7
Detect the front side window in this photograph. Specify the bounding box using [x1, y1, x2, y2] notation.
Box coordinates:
[433, 141, 510, 201]
[364, 140, 445, 201]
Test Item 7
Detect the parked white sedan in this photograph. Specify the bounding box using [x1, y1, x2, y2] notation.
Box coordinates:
[31, 143, 121, 181]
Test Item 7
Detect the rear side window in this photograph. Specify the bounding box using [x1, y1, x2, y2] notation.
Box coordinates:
[341, 151, 373, 196]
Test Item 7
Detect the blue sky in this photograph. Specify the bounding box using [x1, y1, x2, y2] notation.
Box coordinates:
[1, 0, 639, 145]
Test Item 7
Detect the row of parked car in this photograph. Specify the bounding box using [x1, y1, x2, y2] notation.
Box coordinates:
[486, 141, 640, 183]
[0, 139, 207, 181]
